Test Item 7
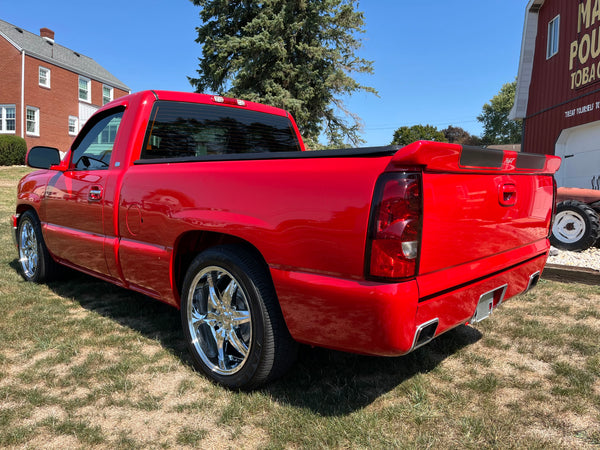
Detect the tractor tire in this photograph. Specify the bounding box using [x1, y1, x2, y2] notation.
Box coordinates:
[550, 200, 600, 251]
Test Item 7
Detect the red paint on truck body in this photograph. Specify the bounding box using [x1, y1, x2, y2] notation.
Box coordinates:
[15, 90, 560, 357]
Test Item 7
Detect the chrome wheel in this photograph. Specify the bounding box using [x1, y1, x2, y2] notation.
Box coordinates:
[19, 219, 39, 279]
[181, 246, 297, 389]
[186, 266, 252, 376]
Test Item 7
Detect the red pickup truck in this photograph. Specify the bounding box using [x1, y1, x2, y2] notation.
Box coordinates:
[13, 90, 560, 389]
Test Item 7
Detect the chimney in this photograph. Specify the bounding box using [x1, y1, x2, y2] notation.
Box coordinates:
[40, 28, 55, 42]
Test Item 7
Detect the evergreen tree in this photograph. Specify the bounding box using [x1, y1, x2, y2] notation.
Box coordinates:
[477, 81, 522, 145]
[189, 0, 376, 147]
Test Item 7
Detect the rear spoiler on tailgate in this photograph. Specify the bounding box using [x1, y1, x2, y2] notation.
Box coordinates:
[389, 141, 561, 175]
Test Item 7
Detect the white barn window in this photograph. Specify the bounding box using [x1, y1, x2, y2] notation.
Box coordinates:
[547, 15, 560, 59]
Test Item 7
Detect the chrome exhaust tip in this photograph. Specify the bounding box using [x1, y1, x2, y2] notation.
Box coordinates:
[411, 318, 439, 351]
[525, 271, 540, 293]
[471, 284, 507, 323]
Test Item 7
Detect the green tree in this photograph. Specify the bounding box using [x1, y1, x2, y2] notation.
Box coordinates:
[391, 124, 448, 146]
[477, 81, 522, 145]
[442, 125, 482, 146]
[189, 0, 376, 147]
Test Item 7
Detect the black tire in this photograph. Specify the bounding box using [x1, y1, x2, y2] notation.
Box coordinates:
[16, 210, 59, 282]
[550, 200, 600, 251]
[180, 245, 297, 389]
[590, 200, 600, 214]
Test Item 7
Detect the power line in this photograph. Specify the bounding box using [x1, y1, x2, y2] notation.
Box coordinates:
[365, 118, 480, 131]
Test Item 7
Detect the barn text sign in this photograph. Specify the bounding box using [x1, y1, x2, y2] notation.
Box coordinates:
[564, 101, 599, 117]
[570, 0, 600, 89]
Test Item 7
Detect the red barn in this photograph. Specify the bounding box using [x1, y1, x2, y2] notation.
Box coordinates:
[0, 19, 130, 152]
[511, 0, 600, 188]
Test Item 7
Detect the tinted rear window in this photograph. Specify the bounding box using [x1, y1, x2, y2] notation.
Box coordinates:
[140, 101, 301, 160]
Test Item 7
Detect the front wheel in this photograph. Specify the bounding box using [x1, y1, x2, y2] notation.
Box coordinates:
[550, 200, 600, 251]
[17, 210, 58, 282]
[180, 245, 297, 389]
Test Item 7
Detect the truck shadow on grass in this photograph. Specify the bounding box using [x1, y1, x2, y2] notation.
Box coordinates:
[31, 265, 482, 416]
[267, 325, 482, 416]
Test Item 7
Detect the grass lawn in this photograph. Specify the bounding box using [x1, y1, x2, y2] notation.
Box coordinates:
[0, 165, 599, 448]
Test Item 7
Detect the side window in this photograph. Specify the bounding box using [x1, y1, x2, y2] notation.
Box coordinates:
[547, 15, 560, 59]
[70, 109, 124, 170]
[140, 101, 301, 160]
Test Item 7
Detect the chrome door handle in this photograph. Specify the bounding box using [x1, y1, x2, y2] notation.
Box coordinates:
[88, 186, 103, 202]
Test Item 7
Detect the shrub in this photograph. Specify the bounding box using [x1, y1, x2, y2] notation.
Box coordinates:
[0, 135, 27, 166]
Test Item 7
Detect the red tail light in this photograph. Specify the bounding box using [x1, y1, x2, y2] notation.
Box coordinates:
[366, 172, 422, 280]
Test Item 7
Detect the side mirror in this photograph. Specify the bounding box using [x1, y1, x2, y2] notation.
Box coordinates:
[26, 146, 61, 169]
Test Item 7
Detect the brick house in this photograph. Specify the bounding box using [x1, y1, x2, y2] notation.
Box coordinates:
[0, 19, 130, 152]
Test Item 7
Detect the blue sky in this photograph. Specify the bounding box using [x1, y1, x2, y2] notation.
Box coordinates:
[2, 1, 527, 146]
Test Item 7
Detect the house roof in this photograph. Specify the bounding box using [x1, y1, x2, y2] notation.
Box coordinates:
[509, 0, 545, 120]
[0, 18, 130, 92]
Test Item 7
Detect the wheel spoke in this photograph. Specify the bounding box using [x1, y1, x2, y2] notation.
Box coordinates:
[221, 278, 238, 306]
[230, 309, 251, 325]
[227, 328, 249, 357]
[206, 272, 222, 311]
[190, 308, 207, 328]
[213, 328, 227, 370]
[191, 306, 219, 332]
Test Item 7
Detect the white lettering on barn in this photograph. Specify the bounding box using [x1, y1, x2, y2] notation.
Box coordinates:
[564, 102, 598, 118]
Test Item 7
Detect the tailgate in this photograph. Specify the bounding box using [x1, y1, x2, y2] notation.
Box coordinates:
[419, 171, 554, 274]
[388, 142, 560, 286]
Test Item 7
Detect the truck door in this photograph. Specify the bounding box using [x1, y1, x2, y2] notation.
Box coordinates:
[42, 108, 124, 277]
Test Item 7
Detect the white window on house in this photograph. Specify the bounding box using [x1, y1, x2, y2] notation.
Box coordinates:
[26, 106, 40, 136]
[103, 85, 114, 105]
[99, 117, 121, 144]
[39, 66, 50, 88]
[0, 105, 16, 133]
[547, 15, 560, 59]
[68, 116, 79, 135]
[79, 76, 91, 102]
